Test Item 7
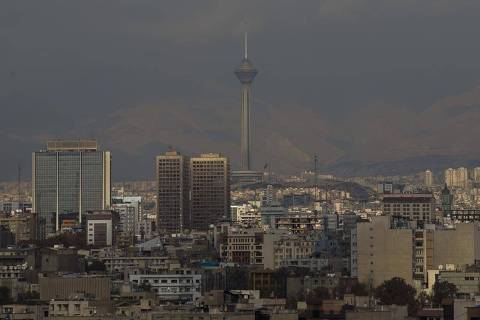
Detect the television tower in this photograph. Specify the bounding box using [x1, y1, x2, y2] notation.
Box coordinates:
[235, 33, 258, 171]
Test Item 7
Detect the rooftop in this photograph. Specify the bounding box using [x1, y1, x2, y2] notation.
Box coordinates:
[46, 139, 98, 151]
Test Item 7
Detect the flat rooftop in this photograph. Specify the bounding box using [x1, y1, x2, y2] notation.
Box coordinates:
[46, 139, 98, 151]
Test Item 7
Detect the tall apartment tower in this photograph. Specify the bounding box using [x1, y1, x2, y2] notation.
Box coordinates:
[156, 151, 190, 234]
[190, 153, 230, 230]
[456, 167, 468, 188]
[32, 140, 111, 234]
[444, 168, 455, 187]
[474, 167, 480, 182]
[424, 170, 433, 187]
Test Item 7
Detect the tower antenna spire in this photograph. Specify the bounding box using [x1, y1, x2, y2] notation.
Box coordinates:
[244, 32, 248, 59]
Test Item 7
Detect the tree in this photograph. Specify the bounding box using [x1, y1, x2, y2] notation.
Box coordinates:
[374, 277, 417, 316]
[432, 281, 457, 306]
[351, 282, 369, 296]
[416, 291, 432, 309]
[306, 287, 331, 305]
[225, 267, 249, 290]
[335, 281, 368, 299]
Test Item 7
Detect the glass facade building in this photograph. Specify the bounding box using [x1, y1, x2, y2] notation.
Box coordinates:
[32, 140, 111, 234]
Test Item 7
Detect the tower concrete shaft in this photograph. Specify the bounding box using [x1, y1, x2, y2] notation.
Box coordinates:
[235, 33, 257, 171]
[240, 83, 252, 170]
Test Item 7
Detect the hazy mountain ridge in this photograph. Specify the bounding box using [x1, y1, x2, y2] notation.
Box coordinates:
[93, 87, 480, 179]
[3, 87, 480, 181]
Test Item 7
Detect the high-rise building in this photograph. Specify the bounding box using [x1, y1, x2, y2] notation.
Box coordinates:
[156, 151, 190, 234]
[425, 170, 433, 187]
[352, 216, 413, 287]
[32, 140, 111, 234]
[190, 153, 230, 230]
[445, 168, 455, 187]
[445, 167, 470, 188]
[456, 167, 468, 189]
[474, 167, 480, 182]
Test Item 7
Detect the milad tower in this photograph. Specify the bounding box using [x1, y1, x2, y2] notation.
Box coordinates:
[232, 33, 262, 184]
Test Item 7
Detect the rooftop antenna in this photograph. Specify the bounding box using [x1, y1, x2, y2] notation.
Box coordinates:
[314, 154, 319, 216]
[17, 164, 21, 211]
[314, 154, 318, 200]
[244, 32, 248, 59]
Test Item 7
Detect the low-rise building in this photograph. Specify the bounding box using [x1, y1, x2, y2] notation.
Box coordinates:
[220, 228, 264, 266]
[39, 276, 111, 301]
[382, 193, 434, 222]
[129, 268, 202, 302]
[0, 304, 49, 320]
[263, 233, 315, 270]
[437, 265, 480, 298]
[86, 211, 116, 247]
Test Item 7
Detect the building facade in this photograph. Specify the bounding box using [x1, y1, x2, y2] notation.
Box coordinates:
[425, 170, 433, 187]
[129, 269, 202, 302]
[190, 154, 230, 230]
[156, 151, 190, 234]
[112, 196, 144, 243]
[352, 216, 413, 287]
[86, 211, 114, 247]
[220, 228, 264, 266]
[382, 193, 434, 222]
[445, 167, 469, 188]
[32, 140, 111, 234]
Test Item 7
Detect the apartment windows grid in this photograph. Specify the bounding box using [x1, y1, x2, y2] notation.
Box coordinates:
[32, 140, 111, 234]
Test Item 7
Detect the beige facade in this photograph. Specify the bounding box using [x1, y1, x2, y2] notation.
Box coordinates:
[49, 300, 97, 317]
[398, 223, 480, 288]
[433, 224, 480, 268]
[39, 276, 111, 301]
[445, 167, 469, 188]
[263, 233, 315, 270]
[355, 216, 413, 287]
[355, 218, 480, 289]
[220, 228, 264, 265]
[220, 228, 314, 270]
[438, 270, 480, 297]
[151, 311, 255, 320]
[382, 194, 434, 222]
[425, 170, 433, 187]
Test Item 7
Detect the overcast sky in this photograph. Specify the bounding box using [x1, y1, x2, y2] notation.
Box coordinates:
[2, 0, 480, 180]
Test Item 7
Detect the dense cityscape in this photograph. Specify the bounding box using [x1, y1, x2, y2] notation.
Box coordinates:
[4, 2, 480, 320]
